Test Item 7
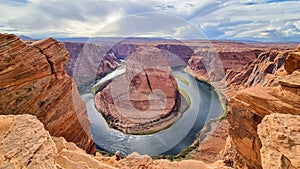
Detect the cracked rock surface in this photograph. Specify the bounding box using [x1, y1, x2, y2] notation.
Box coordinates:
[0, 34, 94, 153]
[0, 114, 57, 169]
[94, 47, 181, 134]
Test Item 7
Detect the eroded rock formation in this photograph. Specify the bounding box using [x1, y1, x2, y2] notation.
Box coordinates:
[0, 114, 231, 169]
[94, 47, 182, 134]
[258, 113, 300, 169]
[225, 50, 291, 98]
[64, 42, 121, 84]
[187, 43, 262, 82]
[224, 46, 300, 168]
[64, 40, 297, 99]
[186, 43, 297, 98]
[0, 34, 94, 153]
[0, 114, 57, 168]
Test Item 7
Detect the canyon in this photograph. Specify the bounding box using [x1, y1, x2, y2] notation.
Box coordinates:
[0, 33, 299, 168]
[94, 47, 182, 134]
[223, 46, 300, 169]
[0, 34, 95, 153]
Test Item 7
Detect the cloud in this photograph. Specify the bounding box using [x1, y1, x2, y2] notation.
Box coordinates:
[0, 0, 299, 41]
[95, 13, 205, 39]
[191, 0, 300, 41]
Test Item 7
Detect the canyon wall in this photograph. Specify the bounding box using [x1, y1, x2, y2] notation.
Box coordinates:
[225, 50, 291, 98]
[0, 34, 94, 153]
[223, 46, 300, 168]
[64, 42, 121, 84]
[185, 42, 298, 99]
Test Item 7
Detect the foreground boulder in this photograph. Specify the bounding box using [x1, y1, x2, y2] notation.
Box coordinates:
[0, 115, 56, 168]
[0, 34, 94, 153]
[0, 114, 231, 169]
[258, 113, 300, 169]
[0, 114, 117, 169]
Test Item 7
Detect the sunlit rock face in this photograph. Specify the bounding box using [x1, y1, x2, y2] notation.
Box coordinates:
[258, 113, 300, 169]
[0, 114, 231, 169]
[94, 47, 182, 134]
[0, 34, 94, 153]
[224, 45, 300, 169]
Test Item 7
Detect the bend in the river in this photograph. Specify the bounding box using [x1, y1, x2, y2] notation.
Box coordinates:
[80, 67, 223, 156]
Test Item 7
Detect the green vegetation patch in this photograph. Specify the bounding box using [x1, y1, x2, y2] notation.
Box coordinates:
[91, 81, 107, 94]
[175, 74, 190, 86]
[178, 88, 191, 106]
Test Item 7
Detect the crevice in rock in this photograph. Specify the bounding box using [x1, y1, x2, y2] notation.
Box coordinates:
[25, 140, 45, 167]
[33, 46, 55, 74]
[145, 72, 153, 93]
[281, 154, 296, 169]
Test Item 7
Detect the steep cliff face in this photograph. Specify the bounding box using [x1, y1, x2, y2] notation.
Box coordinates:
[186, 43, 297, 98]
[0, 34, 94, 153]
[64, 42, 121, 84]
[64, 41, 194, 83]
[186, 43, 262, 81]
[225, 50, 291, 98]
[224, 46, 300, 168]
[156, 43, 195, 62]
[110, 42, 139, 60]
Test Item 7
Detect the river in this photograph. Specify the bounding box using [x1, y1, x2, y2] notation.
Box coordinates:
[80, 67, 223, 156]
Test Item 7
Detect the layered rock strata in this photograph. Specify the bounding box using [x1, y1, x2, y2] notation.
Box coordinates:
[64, 42, 121, 84]
[224, 46, 300, 168]
[0, 34, 94, 153]
[94, 47, 182, 134]
[185, 42, 298, 99]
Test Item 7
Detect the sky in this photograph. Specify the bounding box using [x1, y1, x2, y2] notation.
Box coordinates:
[0, 0, 300, 42]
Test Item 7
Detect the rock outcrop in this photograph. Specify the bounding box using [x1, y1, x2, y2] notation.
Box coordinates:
[114, 152, 231, 169]
[285, 45, 300, 74]
[0, 114, 57, 168]
[186, 42, 297, 98]
[190, 120, 229, 163]
[94, 47, 182, 134]
[0, 114, 231, 169]
[186, 42, 262, 82]
[156, 43, 195, 62]
[53, 137, 117, 169]
[0, 34, 94, 153]
[64, 40, 297, 99]
[224, 46, 300, 168]
[64, 42, 121, 84]
[258, 113, 300, 169]
[225, 50, 290, 98]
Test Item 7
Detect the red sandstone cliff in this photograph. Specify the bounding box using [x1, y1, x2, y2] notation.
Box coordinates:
[1, 34, 299, 168]
[187, 44, 296, 98]
[0, 34, 95, 153]
[223, 45, 300, 168]
[64, 42, 121, 84]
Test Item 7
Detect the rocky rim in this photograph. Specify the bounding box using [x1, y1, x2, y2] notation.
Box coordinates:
[94, 47, 184, 134]
[0, 33, 299, 168]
